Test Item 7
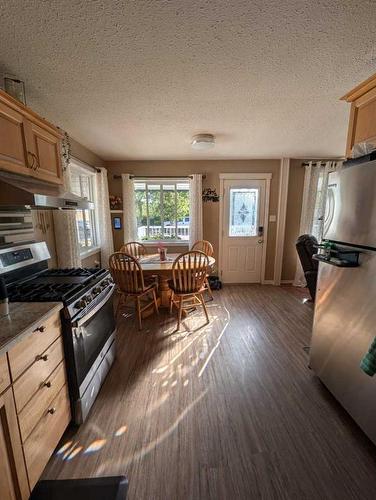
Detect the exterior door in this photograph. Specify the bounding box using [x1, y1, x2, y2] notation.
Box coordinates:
[221, 179, 266, 283]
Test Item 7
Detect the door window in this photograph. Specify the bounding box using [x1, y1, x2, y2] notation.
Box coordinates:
[228, 188, 258, 237]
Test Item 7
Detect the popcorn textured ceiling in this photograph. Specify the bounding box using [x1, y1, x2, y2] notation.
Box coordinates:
[0, 0, 375, 160]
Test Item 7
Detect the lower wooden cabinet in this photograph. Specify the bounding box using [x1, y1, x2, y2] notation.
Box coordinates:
[23, 384, 70, 490]
[0, 388, 30, 500]
[0, 308, 71, 499]
[0, 353, 10, 394]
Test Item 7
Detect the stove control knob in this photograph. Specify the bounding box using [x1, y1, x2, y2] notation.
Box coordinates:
[93, 286, 102, 295]
[74, 299, 87, 309]
[84, 294, 92, 304]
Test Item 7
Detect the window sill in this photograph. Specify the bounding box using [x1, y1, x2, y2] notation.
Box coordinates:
[80, 246, 101, 259]
[141, 241, 189, 247]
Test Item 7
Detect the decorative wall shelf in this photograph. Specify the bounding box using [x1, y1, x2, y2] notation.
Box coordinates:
[110, 210, 123, 214]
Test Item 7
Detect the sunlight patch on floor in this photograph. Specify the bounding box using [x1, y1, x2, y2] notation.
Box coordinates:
[115, 425, 128, 437]
[84, 439, 107, 454]
[56, 441, 73, 456]
[198, 305, 231, 378]
[65, 446, 83, 461]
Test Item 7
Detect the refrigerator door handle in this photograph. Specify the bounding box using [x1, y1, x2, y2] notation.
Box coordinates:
[313, 254, 359, 267]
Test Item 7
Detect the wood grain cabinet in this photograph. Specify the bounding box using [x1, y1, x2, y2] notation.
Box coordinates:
[0, 308, 71, 498]
[341, 73, 376, 158]
[0, 387, 30, 500]
[0, 90, 63, 185]
[24, 120, 62, 184]
[0, 100, 30, 176]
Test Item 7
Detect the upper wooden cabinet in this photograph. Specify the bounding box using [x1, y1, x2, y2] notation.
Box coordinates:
[0, 101, 30, 176]
[0, 90, 63, 184]
[341, 73, 376, 158]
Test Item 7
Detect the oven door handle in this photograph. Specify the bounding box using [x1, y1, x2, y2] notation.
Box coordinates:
[73, 285, 115, 328]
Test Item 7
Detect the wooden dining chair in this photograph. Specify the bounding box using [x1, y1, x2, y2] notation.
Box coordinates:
[109, 252, 159, 330]
[169, 251, 210, 331]
[191, 240, 214, 301]
[120, 241, 158, 288]
[120, 241, 147, 259]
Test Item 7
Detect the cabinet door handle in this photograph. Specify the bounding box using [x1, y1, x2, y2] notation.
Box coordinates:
[34, 154, 40, 171]
[33, 325, 46, 333]
[32, 152, 39, 170]
[36, 354, 48, 362]
[47, 407, 56, 415]
[43, 381, 52, 388]
[27, 151, 35, 169]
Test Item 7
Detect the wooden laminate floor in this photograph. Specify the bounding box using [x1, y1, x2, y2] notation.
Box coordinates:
[44, 285, 376, 500]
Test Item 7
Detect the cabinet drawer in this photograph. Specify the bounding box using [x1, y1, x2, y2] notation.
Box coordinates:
[18, 361, 67, 443]
[8, 311, 61, 381]
[0, 353, 10, 394]
[13, 336, 64, 413]
[24, 384, 70, 490]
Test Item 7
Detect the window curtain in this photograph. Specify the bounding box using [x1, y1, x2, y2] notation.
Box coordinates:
[293, 160, 340, 286]
[122, 174, 138, 243]
[189, 174, 203, 248]
[52, 166, 81, 268]
[96, 168, 114, 267]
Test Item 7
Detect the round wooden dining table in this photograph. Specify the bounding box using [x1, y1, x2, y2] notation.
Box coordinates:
[139, 253, 216, 308]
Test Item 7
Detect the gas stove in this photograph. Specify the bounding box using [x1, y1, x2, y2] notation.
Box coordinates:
[6, 265, 112, 318]
[0, 241, 116, 424]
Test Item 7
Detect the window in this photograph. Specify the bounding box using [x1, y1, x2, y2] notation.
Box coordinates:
[229, 188, 258, 237]
[70, 166, 98, 253]
[134, 181, 190, 242]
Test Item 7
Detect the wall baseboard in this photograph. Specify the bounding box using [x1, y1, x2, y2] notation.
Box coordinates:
[262, 280, 275, 285]
[281, 280, 294, 284]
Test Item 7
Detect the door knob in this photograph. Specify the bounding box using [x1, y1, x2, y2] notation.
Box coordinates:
[258, 239, 263, 244]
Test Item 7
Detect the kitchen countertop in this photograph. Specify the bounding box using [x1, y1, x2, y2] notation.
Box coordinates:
[0, 302, 63, 356]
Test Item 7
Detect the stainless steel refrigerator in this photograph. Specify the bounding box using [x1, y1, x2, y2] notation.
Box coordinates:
[310, 158, 376, 444]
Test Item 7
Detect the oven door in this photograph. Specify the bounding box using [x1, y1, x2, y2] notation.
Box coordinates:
[72, 286, 116, 395]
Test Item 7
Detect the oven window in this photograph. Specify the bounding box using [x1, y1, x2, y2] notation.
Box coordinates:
[74, 293, 115, 389]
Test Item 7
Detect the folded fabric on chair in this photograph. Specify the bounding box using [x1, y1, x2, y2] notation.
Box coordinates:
[360, 337, 376, 376]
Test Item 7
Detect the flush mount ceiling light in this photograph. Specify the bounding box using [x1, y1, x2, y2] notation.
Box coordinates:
[191, 134, 215, 151]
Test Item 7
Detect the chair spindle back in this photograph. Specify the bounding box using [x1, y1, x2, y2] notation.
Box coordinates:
[120, 242, 146, 259]
[172, 251, 209, 293]
[109, 252, 145, 293]
[191, 240, 214, 257]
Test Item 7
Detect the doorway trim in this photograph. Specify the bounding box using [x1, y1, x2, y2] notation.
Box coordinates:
[219, 173, 272, 285]
[274, 158, 290, 286]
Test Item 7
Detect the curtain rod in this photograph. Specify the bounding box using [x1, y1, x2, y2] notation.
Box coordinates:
[70, 155, 101, 173]
[112, 174, 206, 180]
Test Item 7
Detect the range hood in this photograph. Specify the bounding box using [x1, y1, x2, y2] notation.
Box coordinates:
[0, 171, 93, 210]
